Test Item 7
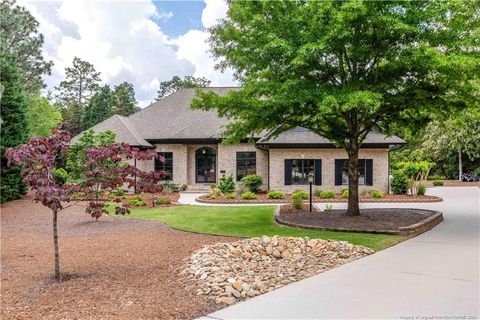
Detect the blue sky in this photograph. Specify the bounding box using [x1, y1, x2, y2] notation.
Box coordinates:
[153, 1, 206, 37]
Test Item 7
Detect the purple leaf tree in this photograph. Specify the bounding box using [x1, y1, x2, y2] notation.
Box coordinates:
[5, 128, 164, 280]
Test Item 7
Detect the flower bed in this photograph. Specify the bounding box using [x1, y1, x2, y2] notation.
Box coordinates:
[197, 192, 442, 204]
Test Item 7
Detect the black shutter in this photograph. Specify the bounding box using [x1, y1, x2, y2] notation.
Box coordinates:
[314, 159, 322, 185]
[366, 159, 373, 186]
[284, 159, 292, 185]
[335, 159, 343, 185]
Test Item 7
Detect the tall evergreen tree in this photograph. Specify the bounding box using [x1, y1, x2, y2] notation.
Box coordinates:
[0, 0, 53, 93]
[156, 75, 211, 101]
[55, 57, 101, 134]
[112, 81, 139, 116]
[82, 85, 115, 130]
[0, 53, 29, 202]
[26, 94, 62, 137]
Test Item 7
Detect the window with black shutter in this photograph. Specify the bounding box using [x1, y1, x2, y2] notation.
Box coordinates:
[285, 159, 321, 185]
[336, 159, 369, 185]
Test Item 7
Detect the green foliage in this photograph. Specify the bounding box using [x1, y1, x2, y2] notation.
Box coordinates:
[162, 181, 179, 194]
[241, 191, 257, 200]
[417, 183, 427, 196]
[207, 184, 223, 199]
[112, 82, 140, 116]
[391, 170, 409, 195]
[25, 95, 62, 137]
[292, 190, 308, 200]
[341, 189, 349, 199]
[397, 161, 434, 195]
[267, 190, 285, 199]
[292, 196, 303, 209]
[428, 175, 447, 181]
[155, 197, 171, 205]
[219, 175, 235, 193]
[318, 190, 336, 199]
[82, 85, 115, 130]
[0, 0, 53, 93]
[128, 196, 147, 207]
[0, 53, 29, 203]
[156, 75, 211, 101]
[368, 189, 385, 199]
[110, 189, 126, 197]
[66, 130, 115, 180]
[225, 192, 236, 199]
[180, 183, 188, 191]
[432, 180, 444, 186]
[52, 168, 68, 185]
[240, 174, 263, 193]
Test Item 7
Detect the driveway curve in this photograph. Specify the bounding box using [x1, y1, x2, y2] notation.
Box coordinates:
[204, 187, 479, 319]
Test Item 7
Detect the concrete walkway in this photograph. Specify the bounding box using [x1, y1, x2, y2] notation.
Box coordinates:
[202, 187, 479, 319]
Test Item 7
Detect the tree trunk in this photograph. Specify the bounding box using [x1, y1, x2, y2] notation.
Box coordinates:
[458, 148, 463, 181]
[53, 210, 61, 281]
[346, 147, 360, 216]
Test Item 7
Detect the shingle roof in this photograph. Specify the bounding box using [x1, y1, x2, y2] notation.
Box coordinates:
[257, 126, 406, 146]
[75, 87, 405, 148]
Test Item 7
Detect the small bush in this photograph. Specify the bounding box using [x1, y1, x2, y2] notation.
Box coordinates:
[241, 191, 257, 200]
[219, 175, 235, 193]
[391, 169, 408, 194]
[292, 196, 303, 209]
[313, 189, 322, 196]
[428, 175, 447, 181]
[341, 189, 349, 199]
[225, 192, 236, 199]
[432, 180, 444, 186]
[162, 181, 179, 194]
[110, 189, 126, 197]
[128, 196, 147, 206]
[292, 189, 308, 199]
[240, 174, 263, 193]
[155, 197, 171, 205]
[180, 183, 188, 191]
[267, 190, 285, 199]
[207, 185, 223, 199]
[71, 192, 84, 200]
[319, 190, 335, 199]
[368, 189, 385, 198]
[417, 183, 427, 195]
[53, 168, 68, 184]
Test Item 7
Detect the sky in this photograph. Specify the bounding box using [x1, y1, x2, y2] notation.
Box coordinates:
[19, 0, 237, 107]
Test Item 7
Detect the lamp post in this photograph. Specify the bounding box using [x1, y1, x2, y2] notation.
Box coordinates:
[308, 173, 314, 212]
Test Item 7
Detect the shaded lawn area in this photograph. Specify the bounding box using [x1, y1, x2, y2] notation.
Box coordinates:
[123, 205, 407, 251]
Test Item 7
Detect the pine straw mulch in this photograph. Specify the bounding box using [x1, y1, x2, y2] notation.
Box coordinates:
[1, 193, 237, 320]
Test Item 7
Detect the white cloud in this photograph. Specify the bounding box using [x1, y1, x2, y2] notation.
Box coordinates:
[174, 0, 237, 87]
[20, 0, 236, 107]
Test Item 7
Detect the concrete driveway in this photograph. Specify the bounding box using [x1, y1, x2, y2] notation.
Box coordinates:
[203, 187, 479, 319]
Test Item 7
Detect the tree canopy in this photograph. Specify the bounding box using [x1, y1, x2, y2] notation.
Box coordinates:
[112, 81, 140, 116]
[192, 0, 479, 216]
[156, 75, 211, 101]
[26, 95, 62, 137]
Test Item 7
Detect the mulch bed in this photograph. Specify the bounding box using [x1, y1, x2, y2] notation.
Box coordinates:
[197, 193, 442, 204]
[1, 193, 237, 320]
[276, 204, 438, 234]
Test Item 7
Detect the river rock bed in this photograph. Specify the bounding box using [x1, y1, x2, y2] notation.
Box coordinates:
[179, 236, 374, 305]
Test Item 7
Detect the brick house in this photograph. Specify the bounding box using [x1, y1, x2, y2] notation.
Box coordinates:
[80, 87, 405, 193]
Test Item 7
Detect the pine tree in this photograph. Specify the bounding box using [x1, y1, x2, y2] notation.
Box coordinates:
[0, 53, 29, 202]
[82, 85, 115, 130]
[112, 82, 139, 116]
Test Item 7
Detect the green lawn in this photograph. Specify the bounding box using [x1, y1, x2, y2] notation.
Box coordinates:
[121, 205, 406, 251]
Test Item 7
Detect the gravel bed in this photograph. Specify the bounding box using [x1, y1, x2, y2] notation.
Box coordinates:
[1, 193, 237, 320]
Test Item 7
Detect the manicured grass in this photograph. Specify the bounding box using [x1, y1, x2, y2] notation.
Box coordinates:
[122, 205, 406, 251]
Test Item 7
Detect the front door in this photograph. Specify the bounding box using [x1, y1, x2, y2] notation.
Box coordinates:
[195, 147, 216, 183]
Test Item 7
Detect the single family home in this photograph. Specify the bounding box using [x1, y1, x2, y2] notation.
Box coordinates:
[79, 87, 405, 193]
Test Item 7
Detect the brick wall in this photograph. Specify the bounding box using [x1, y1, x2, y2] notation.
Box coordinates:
[269, 148, 389, 193]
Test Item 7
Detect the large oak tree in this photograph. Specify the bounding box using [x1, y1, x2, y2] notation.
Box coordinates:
[192, 0, 479, 216]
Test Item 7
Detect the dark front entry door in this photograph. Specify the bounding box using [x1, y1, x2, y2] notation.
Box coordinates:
[195, 147, 216, 183]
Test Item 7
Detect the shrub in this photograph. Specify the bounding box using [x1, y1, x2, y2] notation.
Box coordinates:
[313, 189, 322, 196]
[292, 189, 308, 199]
[417, 183, 427, 195]
[319, 190, 335, 199]
[432, 180, 444, 186]
[155, 197, 171, 205]
[128, 196, 147, 206]
[368, 189, 385, 198]
[391, 169, 408, 194]
[267, 190, 285, 199]
[240, 174, 263, 193]
[225, 192, 236, 199]
[428, 175, 447, 181]
[162, 181, 178, 194]
[219, 175, 235, 193]
[241, 191, 257, 200]
[292, 195, 303, 209]
[110, 189, 126, 197]
[180, 183, 188, 191]
[207, 185, 223, 199]
[52, 168, 69, 184]
[341, 189, 349, 199]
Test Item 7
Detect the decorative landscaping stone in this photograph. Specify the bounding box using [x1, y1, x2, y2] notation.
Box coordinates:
[179, 236, 374, 305]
